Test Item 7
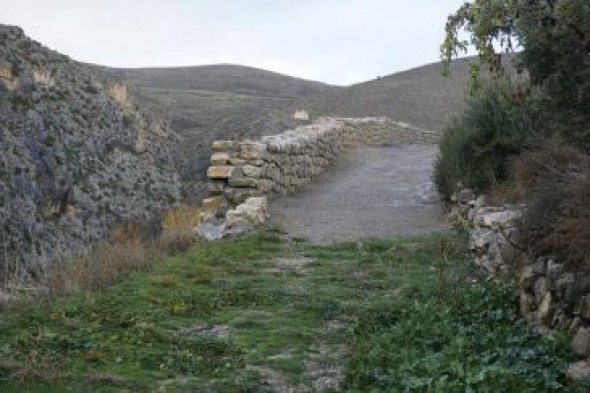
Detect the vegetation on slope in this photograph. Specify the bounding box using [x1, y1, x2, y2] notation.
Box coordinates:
[0, 25, 181, 274]
[0, 232, 583, 392]
[436, 0, 590, 199]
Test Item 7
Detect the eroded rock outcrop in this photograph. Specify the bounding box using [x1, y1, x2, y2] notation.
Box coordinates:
[0, 25, 181, 270]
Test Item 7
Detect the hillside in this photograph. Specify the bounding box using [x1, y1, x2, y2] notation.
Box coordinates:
[94, 65, 343, 197]
[322, 57, 474, 131]
[0, 25, 181, 270]
[0, 24, 478, 269]
[97, 58, 474, 198]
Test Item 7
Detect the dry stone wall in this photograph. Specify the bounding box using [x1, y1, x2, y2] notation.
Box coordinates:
[449, 189, 590, 383]
[206, 117, 438, 211]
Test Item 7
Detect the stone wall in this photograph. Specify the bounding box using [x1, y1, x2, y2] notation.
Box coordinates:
[205, 117, 438, 211]
[450, 190, 590, 382]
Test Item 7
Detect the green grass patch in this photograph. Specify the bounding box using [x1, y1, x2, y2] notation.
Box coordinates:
[0, 232, 583, 392]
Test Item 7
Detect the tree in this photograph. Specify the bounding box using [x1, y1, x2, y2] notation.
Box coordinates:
[441, 0, 590, 148]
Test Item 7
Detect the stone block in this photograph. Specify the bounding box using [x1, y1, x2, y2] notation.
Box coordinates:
[580, 296, 590, 321]
[534, 277, 548, 305]
[228, 177, 258, 188]
[207, 165, 234, 179]
[212, 140, 237, 151]
[572, 326, 590, 357]
[567, 361, 590, 384]
[538, 291, 554, 326]
[245, 159, 265, 166]
[210, 152, 230, 165]
[257, 179, 274, 193]
[242, 165, 262, 178]
[207, 180, 226, 195]
[228, 157, 246, 166]
[240, 142, 266, 160]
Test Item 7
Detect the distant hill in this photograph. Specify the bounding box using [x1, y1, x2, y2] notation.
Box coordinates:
[322, 58, 474, 131]
[96, 58, 476, 198]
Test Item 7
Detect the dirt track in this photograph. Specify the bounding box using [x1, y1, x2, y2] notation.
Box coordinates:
[268, 145, 448, 243]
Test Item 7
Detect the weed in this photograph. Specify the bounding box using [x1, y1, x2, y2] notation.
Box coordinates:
[0, 232, 582, 391]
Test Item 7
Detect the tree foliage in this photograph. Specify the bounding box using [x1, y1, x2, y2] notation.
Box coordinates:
[442, 0, 590, 148]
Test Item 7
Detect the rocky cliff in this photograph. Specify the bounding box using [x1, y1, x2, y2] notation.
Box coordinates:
[0, 25, 181, 271]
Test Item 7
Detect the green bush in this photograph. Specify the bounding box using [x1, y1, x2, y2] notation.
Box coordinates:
[434, 81, 544, 199]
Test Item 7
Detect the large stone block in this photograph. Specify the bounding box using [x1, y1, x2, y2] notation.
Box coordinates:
[207, 165, 235, 179]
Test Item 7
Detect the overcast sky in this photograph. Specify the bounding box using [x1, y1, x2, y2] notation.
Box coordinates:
[2, 0, 469, 85]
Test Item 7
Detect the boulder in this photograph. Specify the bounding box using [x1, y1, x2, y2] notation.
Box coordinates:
[225, 197, 268, 230]
[572, 326, 590, 357]
[567, 361, 590, 384]
[196, 221, 226, 241]
[480, 210, 521, 229]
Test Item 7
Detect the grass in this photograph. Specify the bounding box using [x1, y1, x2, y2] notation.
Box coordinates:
[0, 231, 584, 392]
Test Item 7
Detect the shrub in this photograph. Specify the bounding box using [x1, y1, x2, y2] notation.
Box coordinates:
[434, 80, 544, 199]
[515, 141, 590, 270]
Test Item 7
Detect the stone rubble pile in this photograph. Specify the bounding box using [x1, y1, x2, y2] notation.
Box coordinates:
[450, 189, 590, 383]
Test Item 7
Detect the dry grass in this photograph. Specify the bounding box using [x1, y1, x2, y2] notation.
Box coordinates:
[511, 140, 590, 270]
[6, 353, 65, 384]
[161, 203, 204, 231]
[0, 215, 199, 305]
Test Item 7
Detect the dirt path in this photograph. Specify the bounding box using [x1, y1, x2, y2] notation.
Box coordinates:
[269, 145, 448, 243]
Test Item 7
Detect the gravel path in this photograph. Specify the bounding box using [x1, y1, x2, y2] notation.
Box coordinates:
[268, 145, 448, 243]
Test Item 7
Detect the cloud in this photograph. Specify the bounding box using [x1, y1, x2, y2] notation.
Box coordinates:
[2, 0, 468, 85]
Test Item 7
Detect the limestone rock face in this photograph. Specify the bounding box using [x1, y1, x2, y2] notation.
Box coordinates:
[0, 25, 180, 270]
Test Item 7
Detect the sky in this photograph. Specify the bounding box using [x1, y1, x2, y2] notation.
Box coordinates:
[2, 0, 470, 86]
